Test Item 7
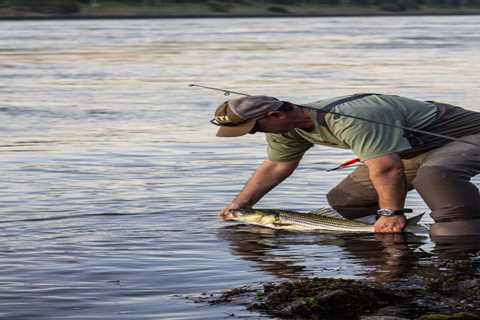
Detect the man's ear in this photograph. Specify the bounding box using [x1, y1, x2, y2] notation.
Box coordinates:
[266, 111, 285, 119]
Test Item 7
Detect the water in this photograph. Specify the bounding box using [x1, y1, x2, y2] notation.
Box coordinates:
[0, 15, 479, 319]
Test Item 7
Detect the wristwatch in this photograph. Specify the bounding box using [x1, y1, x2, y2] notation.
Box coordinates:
[376, 208, 412, 218]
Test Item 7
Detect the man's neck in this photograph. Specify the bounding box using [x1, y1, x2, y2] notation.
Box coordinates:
[294, 108, 315, 131]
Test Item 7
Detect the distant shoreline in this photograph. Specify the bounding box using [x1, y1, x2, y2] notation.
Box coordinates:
[1, 11, 480, 21]
[1, 2, 480, 21]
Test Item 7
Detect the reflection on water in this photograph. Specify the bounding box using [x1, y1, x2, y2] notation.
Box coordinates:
[430, 235, 480, 258]
[217, 225, 431, 283]
[0, 16, 480, 319]
[218, 224, 480, 290]
[218, 225, 311, 278]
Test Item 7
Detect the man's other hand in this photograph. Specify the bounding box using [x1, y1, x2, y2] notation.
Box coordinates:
[374, 215, 407, 233]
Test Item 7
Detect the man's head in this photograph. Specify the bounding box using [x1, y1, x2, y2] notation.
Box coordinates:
[211, 95, 297, 137]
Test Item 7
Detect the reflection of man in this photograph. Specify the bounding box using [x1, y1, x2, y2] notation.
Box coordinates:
[211, 94, 480, 235]
[372, 233, 421, 283]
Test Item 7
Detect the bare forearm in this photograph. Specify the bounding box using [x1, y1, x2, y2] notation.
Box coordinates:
[232, 159, 299, 207]
[369, 169, 407, 210]
[365, 154, 407, 210]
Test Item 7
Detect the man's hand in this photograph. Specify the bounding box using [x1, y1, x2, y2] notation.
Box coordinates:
[218, 203, 244, 221]
[374, 215, 407, 233]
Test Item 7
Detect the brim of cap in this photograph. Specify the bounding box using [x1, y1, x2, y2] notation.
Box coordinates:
[216, 119, 256, 137]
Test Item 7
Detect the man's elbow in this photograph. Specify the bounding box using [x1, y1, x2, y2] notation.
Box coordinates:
[263, 159, 300, 175]
[365, 154, 404, 177]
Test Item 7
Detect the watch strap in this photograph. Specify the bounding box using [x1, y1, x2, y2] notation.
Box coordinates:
[376, 208, 412, 219]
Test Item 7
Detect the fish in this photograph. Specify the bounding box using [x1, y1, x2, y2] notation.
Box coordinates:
[226, 207, 424, 233]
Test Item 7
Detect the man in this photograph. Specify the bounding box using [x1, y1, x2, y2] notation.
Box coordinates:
[212, 93, 480, 235]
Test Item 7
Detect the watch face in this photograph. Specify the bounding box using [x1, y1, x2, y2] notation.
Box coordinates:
[378, 209, 395, 216]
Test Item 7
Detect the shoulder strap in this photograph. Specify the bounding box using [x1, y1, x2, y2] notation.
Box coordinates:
[316, 93, 376, 126]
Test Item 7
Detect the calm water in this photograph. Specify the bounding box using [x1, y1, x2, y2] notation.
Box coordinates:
[0, 16, 480, 319]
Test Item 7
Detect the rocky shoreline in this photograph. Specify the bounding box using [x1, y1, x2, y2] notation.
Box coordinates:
[191, 251, 480, 319]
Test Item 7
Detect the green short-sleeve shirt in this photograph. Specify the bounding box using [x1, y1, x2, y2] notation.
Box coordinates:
[266, 94, 439, 162]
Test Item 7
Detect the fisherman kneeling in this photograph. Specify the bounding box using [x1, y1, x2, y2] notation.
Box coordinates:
[212, 93, 480, 236]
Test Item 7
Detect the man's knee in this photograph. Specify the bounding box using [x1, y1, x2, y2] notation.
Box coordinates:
[327, 187, 349, 209]
[327, 184, 378, 219]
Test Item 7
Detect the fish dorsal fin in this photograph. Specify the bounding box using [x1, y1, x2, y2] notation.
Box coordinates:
[307, 207, 345, 219]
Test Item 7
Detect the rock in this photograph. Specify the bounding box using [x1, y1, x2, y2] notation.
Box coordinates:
[373, 304, 423, 318]
[249, 278, 400, 320]
[457, 279, 480, 292]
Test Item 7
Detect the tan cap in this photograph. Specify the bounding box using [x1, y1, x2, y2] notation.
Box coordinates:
[212, 96, 283, 137]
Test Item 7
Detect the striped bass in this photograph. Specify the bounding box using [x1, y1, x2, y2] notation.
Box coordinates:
[227, 208, 424, 233]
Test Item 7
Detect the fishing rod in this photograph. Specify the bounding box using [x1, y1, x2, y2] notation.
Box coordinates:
[189, 84, 250, 97]
[189, 83, 480, 148]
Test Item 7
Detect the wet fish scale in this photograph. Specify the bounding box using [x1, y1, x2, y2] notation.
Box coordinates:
[279, 212, 369, 228]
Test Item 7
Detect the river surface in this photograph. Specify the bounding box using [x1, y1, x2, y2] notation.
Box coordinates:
[0, 16, 479, 319]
